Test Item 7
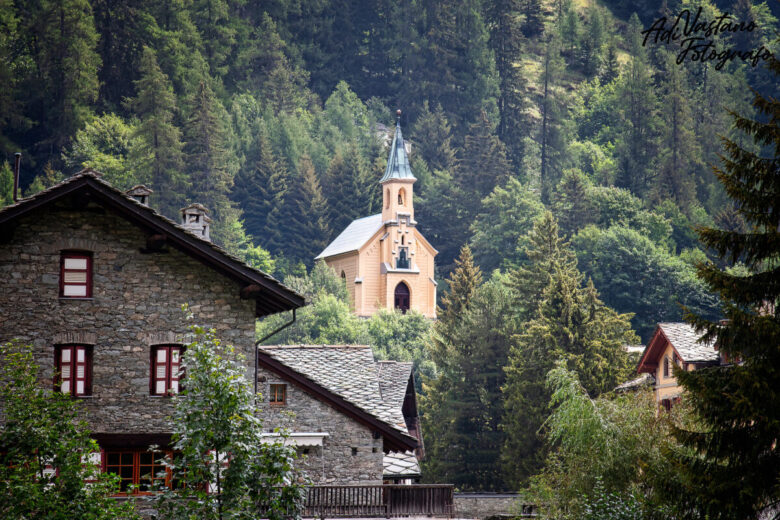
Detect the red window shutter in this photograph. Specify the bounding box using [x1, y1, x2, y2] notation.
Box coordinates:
[56, 345, 92, 396]
[151, 346, 183, 395]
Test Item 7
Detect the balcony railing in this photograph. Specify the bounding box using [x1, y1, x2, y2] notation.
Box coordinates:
[302, 484, 454, 518]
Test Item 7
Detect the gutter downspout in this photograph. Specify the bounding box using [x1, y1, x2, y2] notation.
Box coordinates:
[254, 308, 296, 397]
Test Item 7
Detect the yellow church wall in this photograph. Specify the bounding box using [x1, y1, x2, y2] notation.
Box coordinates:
[324, 253, 359, 311]
[357, 233, 384, 317]
[382, 179, 415, 223]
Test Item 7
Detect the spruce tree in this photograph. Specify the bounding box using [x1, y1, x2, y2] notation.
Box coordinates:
[183, 80, 240, 246]
[502, 213, 636, 487]
[232, 128, 288, 247]
[321, 145, 374, 235]
[551, 169, 595, 237]
[413, 101, 458, 174]
[458, 110, 512, 203]
[539, 34, 569, 204]
[600, 39, 620, 85]
[664, 56, 780, 520]
[127, 46, 186, 217]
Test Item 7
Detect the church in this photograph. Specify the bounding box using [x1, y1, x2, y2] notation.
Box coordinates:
[315, 114, 438, 318]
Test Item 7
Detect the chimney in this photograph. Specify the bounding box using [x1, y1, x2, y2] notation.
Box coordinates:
[125, 185, 153, 206]
[180, 203, 211, 241]
[13, 152, 21, 203]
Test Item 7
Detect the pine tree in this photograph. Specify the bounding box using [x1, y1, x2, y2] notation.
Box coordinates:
[664, 56, 780, 520]
[519, 0, 544, 37]
[188, 0, 236, 78]
[232, 128, 288, 247]
[600, 39, 620, 85]
[321, 145, 374, 235]
[614, 14, 660, 198]
[486, 0, 529, 173]
[653, 52, 698, 211]
[551, 169, 595, 237]
[539, 34, 570, 204]
[17, 0, 100, 162]
[413, 101, 458, 174]
[126, 46, 185, 217]
[183, 79, 240, 246]
[458, 110, 512, 203]
[502, 213, 636, 487]
[580, 5, 605, 78]
[280, 155, 331, 266]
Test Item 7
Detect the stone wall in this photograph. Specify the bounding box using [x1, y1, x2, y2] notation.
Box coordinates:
[454, 493, 531, 519]
[0, 201, 256, 434]
[256, 367, 384, 485]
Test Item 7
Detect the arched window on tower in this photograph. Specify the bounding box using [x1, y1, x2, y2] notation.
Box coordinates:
[385, 189, 390, 208]
[398, 188, 405, 206]
[394, 282, 410, 313]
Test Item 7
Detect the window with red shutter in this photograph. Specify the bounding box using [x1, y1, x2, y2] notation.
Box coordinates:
[55, 345, 92, 396]
[151, 346, 184, 396]
[60, 252, 92, 298]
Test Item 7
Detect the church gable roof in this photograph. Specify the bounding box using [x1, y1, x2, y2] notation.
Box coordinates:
[315, 213, 383, 259]
[380, 117, 416, 183]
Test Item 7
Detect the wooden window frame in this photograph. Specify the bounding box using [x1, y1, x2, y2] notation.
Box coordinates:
[54, 345, 92, 397]
[150, 345, 184, 396]
[59, 252, 92, 298]
[103, 449, 177, 495]
[269, 383, 286, 406]
[663, 356, 670, 378]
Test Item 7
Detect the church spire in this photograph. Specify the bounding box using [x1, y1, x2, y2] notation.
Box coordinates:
[380, 110, 416, 183]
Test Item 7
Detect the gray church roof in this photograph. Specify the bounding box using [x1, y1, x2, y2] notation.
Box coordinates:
[380, 118, 416, 183]
[659, 322, 719, 362]
[314, 213, 383, 259]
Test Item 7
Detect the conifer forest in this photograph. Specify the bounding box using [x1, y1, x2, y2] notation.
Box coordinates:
[1, 0, 779, 516]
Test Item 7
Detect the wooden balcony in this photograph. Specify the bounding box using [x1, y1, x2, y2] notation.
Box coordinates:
[302, 484, 455, 518]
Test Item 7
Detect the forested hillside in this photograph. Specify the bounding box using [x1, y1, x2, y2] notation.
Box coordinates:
[1, 0, 778, 492]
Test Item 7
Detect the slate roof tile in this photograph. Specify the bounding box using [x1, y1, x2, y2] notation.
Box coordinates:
[659, 322, 719, 362]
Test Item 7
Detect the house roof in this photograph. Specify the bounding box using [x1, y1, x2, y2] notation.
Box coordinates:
[0, 169, 305, 317]
[637, 322, 719, 373]
[257, 345, 417, 453]
[314, 213, 383, 260]
[383, 451, 421, 478]
[380, 118, 416, 183]
[376, 360, 413, 412]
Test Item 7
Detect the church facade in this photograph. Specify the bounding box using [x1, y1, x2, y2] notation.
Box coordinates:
[316, 116, 437, 318]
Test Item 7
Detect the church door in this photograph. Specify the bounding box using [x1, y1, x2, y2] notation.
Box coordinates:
[394, 282, 410, 313]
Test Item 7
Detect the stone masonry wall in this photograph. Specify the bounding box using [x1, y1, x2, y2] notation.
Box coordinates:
[0, 201, 257, 434]
[256, 367, 384, 485]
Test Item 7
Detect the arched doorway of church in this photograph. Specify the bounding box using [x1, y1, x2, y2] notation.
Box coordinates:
[394, 282, 410, 313]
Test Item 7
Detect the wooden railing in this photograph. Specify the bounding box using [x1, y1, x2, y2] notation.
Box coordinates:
[303, 484, 455, 518]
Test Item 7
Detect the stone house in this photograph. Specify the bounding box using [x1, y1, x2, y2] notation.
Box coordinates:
[316, 115, 438, 318]
[636, 322, 721, 409]
[0, 169, 419, 492]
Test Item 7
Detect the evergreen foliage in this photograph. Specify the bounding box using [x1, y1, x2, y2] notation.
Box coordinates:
[664, 55, 780, 520]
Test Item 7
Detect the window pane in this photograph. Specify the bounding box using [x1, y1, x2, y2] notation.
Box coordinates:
[156, 365, 167, 379]
[63, 285, 87, 297]
[171, 349, 179, 363]
[76, 365, 85, 378]
[77, 348, 85, 362]
[61, 365, 71, 379]
[121, 453, 133, 465]
[61, 381, 70, 393]
[64, 258, 88, 270]
[64, 271, 87, 283]
[156, 381, 166, 394]
[61, 348, 71, 363]
[139, 452, 153, 465]
[157, 349, 167, 362]
[76, 381, 84, 394]
[170, 380, 178, 393]
[107, 453, 120, 465]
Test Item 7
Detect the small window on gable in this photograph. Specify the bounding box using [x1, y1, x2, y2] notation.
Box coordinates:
[269, 383, 286, 405]
[151, 345, 184, 396]
[56, 345, 92, 396]
[663, 356, 670, 378]
[60, 252, 92, 298]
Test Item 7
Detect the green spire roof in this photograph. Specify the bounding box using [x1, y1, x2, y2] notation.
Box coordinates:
[380, 114, 416, 183]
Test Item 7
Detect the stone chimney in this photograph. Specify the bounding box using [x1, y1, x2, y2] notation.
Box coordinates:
[180, 203, 211, 241]
[126, 185, 153, 206]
